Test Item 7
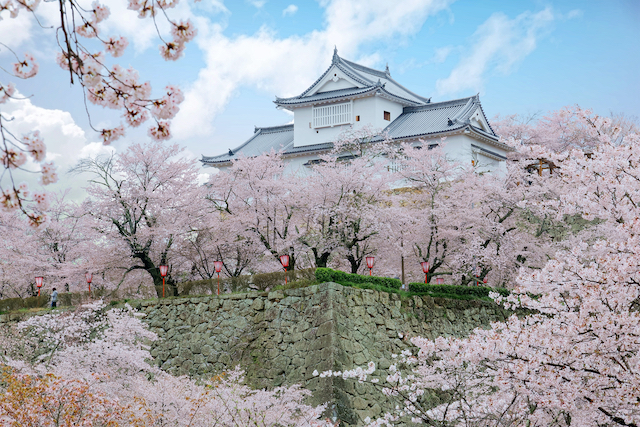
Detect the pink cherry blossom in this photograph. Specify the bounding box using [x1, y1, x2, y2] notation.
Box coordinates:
[0, 0, 19, 18]
[0, 189, 21, 211]
[148, 120, 171, 140]
[103, 36, 128, 57]
[12, 52, 38, 78]
[40, 161, 58, 185]
[0, 81, 16, 103]
[171, 19, 197, 43]
[22, 130, 46, 162]
[100, 125, 125, 145]
[159, 40, 185, 61]
[32, 191, 49, 210]
[0, 147, 27, 169]
[76, 21, 98, 38]
[90, 1, 110, 23]
[123, 105, 148, 127]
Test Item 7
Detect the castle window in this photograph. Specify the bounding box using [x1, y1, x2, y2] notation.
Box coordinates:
[384, 111, 391, 121]
[356, 115, 360, 121]
[313, 101, 353, 128]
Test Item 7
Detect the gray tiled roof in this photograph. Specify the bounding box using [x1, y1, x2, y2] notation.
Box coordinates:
[382, 95, 481, 140]
[275, 50, 431, 108]
[201, 95, 511, 167]
[201, 124, 294, 164]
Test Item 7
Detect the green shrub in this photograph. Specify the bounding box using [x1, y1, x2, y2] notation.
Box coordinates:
[408, 283, 509, 299]
[315, 268, 402, 290]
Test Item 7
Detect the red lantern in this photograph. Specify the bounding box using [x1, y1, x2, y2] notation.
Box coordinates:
[436, 277, 444, 285]
[214, 261, 223, 273]
[159, 265, 168, 298]
[214, 261, 223, 295]
[279, 255, 289, 268]
[35, 276, 43, 297]
[366, 256, 374, 276]
[280, 255, 290, 285]
[85, 272, 92, 293]
[420, 261, 429, 284]
[483, 277, 488, 285]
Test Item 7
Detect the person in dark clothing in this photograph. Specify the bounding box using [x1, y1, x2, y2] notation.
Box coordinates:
[51, 287, 58, 308]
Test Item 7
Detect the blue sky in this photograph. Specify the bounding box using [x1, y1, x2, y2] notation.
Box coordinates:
[1, 0, 639, 195]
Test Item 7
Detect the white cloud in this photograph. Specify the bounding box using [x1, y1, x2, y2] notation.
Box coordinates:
[567, 9, 583, 19]
[1, 96, 112, 201]
[0, 12, 34, 53]
[432, 46, 453, 63]
[248, 0, 266, 9]
[173, 0, 455, 141]
[435, 8, 555, 96]
[282, 4, 298, 17]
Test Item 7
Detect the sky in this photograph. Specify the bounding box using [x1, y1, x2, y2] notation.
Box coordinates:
[1, 0, 639, 199]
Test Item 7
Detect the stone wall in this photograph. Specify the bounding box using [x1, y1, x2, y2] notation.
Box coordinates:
[139, 282, 513, 425]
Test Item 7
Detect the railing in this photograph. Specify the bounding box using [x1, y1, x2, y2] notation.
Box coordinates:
[312, 101, 352, 128]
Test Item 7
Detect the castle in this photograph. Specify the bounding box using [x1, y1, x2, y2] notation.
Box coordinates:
[202, 48, 513, 172]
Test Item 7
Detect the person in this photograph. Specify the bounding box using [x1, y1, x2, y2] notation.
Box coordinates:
[51, 287, 58, 309]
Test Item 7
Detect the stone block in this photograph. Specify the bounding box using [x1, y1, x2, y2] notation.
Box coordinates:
[178, 348, 192, 360]
[317, 320, 333, 337]
[352, 396, 368, 410]
[268, 290, 284, 301]
[251, 298, 264, 311]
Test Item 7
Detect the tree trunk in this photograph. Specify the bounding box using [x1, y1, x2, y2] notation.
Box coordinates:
[312, 248, 331, 268]
[134, 251, 178, 297]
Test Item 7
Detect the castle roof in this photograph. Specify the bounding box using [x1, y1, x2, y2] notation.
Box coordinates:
[274, 48, 431, 108]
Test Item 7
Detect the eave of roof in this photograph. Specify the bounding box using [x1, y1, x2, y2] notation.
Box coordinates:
[275, 85, 424, 108]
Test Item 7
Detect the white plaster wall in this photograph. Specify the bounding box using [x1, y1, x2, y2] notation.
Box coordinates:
[293, 105, 354, 147]
[292, 95, 405, 148]
[372, 97, 404, 130]
[316, 78, 355, 92]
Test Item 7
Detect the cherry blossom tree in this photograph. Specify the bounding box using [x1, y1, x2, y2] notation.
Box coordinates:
[493, 105, 638, 154]
[182, 221, 264, 280]
[330, 119, 640, 427]
[1, 0, 198, 226]
[0, 209, 43, 298]
[73, 141, 209, 297]
[207, 152, 303, 271]
[297, 130, 394, 271]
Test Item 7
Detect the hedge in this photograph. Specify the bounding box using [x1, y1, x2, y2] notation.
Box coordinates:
[0, 294, 50, 313]
[315, 268, 402, 290]
[408, 283, 509, 299]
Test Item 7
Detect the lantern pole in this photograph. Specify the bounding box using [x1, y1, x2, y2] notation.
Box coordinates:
[35, 276, 43, 297]
[159, 265, 168, 298]
[279, 255, 290, 286]
[214, 261, 223, 295]
[421, 261, 429, 284]
[366, 256, 374, 276]
[85, 272, 92, 293]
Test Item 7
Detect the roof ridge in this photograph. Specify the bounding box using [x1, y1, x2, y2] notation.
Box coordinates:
[384, 75, 431, 104]
[402, 95, 477, 113]
[335, 61, 374, 86]
[340, 57, 387, 79]
[255, 123, 294, 133]
[275, 86, 374, 103]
